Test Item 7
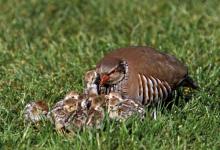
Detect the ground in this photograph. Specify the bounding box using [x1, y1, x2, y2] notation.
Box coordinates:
[0, 0, 219, 149]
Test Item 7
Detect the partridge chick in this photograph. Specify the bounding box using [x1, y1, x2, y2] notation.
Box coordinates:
[86, 95, 106, 128]
[64, 106, 88, 131]
[106, 92, 123, 113]
[107, 92, 145, 121]
[47, 98, 79, 131]
[24, 100, 49, 123]
[64, 90, 80, 100]
[64, 90, 89, 110]
[84, 70, 99, 96]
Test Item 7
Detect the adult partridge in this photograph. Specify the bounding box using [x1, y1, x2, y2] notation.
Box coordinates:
[96, 46, 198, 105]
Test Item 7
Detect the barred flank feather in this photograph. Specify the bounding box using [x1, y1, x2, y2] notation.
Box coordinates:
[101, 73, 172, 105]
[138, 74, 172, 105]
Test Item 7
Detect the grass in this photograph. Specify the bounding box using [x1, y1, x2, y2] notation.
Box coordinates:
[0, 0, 219, 149]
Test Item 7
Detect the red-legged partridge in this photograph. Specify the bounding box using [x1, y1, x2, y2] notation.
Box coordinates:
[96, 46, 198, 106]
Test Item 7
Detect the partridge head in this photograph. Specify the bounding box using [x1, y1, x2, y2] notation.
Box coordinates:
[64, 90, 80, 100]
[65, 92, 90, 110]
[107, 92, 123, 100]
[84, 70, 98, 85]
[63, 98, 79, 113]
[97, 57, 127, 85]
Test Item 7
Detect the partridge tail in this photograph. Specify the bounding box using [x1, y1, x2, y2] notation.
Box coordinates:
[181, 76, 199, 89]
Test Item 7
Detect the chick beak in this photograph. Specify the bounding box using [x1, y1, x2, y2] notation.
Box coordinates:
[100, 75, 110, 85]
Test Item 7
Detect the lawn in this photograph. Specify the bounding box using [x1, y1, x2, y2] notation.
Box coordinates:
[0, 0, 219, 149]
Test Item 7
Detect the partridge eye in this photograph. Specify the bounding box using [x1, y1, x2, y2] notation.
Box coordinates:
[111, 70, 116, 73]
[108, 69, 116, 75]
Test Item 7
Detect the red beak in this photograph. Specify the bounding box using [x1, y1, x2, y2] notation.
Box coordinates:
[100, 75, 110, 85]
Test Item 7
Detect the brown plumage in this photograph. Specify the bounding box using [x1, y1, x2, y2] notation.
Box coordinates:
[96, 46, 198, 105]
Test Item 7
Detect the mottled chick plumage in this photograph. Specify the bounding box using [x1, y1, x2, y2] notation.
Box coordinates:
[24, 100, 49, 123]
